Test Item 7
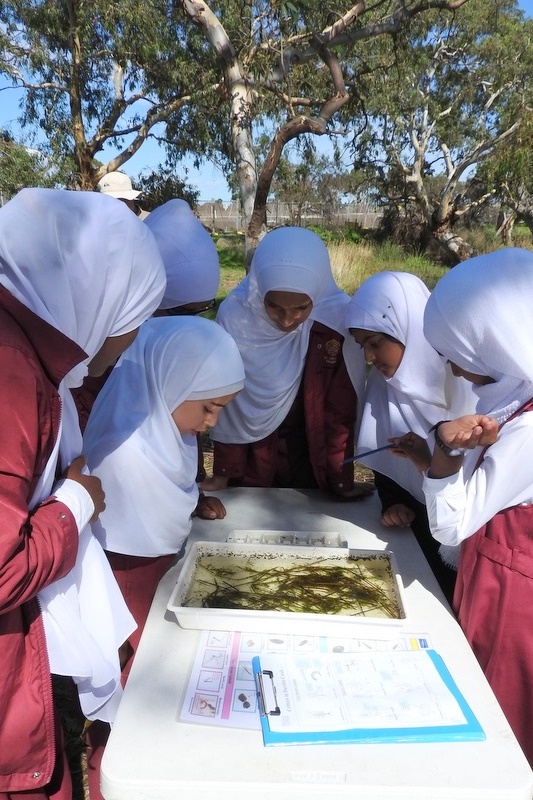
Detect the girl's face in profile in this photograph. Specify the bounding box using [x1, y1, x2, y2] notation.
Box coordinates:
[264, 290, 313, 333]
[350, 328, 405, 379]
[448, 361, 495, 385]
[171, 392, 239, 436]
[88, 329, 140, 376]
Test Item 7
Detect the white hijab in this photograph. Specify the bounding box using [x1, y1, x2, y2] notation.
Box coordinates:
[0, 188, 166, 720]
[346, 271, 475, 502]
[84, 316, 244, 557]
[424, 248, 533, 423]
[144, 199, 220, 309]
[211, 226, 365, 444]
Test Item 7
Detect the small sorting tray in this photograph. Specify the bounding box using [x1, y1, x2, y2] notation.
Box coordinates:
[168, 540, 407, 636]
[226, 529, 347, 548]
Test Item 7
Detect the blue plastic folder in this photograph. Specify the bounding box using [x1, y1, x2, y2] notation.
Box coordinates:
[252, 649, 485, 747]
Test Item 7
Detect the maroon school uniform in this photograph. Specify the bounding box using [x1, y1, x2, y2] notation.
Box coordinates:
[0, 287, 85, 797]
[213, 321, 357, 494]
[453, 400, 533, 767]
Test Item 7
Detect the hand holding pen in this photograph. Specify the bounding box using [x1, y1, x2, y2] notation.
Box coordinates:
[343, 432, 431, 473]
[342, 443, 394, 465]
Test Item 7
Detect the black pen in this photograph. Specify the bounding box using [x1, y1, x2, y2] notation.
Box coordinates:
[342, 443, 395, 464]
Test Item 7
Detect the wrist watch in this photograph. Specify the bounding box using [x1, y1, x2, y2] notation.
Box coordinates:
[429, 420, 466, 458]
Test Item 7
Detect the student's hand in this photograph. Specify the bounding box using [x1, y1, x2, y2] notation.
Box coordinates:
[200, 475, 229, 492]
[389, 433, 431, 472]
[381, 503, 415, 528]
[334, 481, 375, 501]
[63, 455, 105, 522]
[437, 415, 498, 449]
[195, 494, 227, 520]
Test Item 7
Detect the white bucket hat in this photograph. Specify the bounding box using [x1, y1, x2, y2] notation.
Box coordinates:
[97, 171, 141, 200]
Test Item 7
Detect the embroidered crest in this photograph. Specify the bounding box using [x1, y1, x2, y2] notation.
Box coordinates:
[324, 338, 340, 366]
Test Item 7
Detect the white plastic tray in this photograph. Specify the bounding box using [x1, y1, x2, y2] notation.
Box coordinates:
[167, 541, 407, 635]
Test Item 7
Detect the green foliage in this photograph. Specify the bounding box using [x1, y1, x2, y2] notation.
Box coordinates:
[0, 0, 485, 206]
[371, 243, 447, 291]
[307, 224, 362, 246]
[267, 139, 362, 221]
[215, 228, 448, 299]
[0, 130, 56, 198]
[0, 0, 221, 186]
[2, 0, 531, 258]
[349, 0, 533, 253]
[136, 167, 199, 212]
[458, 221, 532, 253]
[511, 224, 533, 248]
[477, 114, 533, 226]
[214, 233, 246, 297]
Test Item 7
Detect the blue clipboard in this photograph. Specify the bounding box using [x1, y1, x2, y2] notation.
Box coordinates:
[252, 650, 485, 747]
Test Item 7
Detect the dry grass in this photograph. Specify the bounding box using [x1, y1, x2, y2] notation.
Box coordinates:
[214, 233, 450, 300]
[329, 241, 378, 294]
[329, 240, 449, 295]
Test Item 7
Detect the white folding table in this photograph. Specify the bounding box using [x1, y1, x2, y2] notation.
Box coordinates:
[101, 488, 533, 800]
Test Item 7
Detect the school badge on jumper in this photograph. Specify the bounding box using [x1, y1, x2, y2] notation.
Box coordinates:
[324, 338, 340, 366]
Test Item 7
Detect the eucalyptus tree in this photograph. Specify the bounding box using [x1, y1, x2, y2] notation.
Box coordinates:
[1, 0, 471, 256]
[261, 136, 348, 225]
[0, 130, 56, 200]
[352, 0, 532, 262]
[479, 117, 533, 243]
[180, 0, 471, 255]
[0, 0, 215, 189]
[136, 166, 200, 211]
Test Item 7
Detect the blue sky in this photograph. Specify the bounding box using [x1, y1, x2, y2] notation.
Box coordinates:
[1, 0, 532, 202]
[136, 0, 533, 201]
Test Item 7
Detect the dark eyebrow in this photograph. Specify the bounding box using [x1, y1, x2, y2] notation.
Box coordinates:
[265, 298, 312, 309]
[359, 332, 381, 343]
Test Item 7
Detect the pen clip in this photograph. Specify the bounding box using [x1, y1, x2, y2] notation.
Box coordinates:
[256, 669, 281, 717]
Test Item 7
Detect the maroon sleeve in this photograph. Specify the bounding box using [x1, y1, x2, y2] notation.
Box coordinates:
[323, 351, 358, 493]
[0, 346, 78, 614]
[71, 369, 111, 433]
[196, 435, 206, 482]
[212, 440, 250, 479]
[303, 325, 357, 494]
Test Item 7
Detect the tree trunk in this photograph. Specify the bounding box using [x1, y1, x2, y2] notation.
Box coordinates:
[246, 45, 349, 264]
[496, 208, 517, 246]
[181, 0, 258, 261]
[512, 194, 533, 239]
[433, 224, 474, 265]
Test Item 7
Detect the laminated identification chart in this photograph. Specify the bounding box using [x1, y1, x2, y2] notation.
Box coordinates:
[253, 649, 485, 746]
[180, 629, 432, 730]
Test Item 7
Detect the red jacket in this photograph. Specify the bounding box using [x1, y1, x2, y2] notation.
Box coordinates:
[0, 286, 85, 792]
[453, 400, 533, 768]
[213, 321, 357, 494]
